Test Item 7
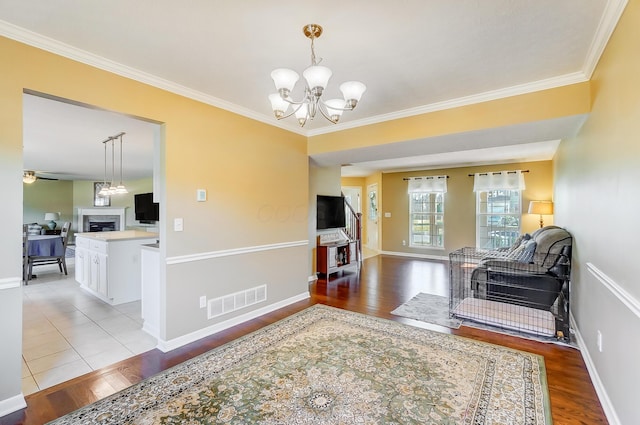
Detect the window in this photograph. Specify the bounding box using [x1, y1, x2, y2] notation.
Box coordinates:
[474, 171, 525, 249]
[476, 189, 521, 249]
[409, 192, 444, 248]
[407, 176, 447, 249]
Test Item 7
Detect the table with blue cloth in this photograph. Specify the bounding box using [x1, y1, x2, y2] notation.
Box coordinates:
[27, 234, 64, 256]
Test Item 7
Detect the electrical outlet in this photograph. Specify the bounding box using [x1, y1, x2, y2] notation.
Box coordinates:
[597, 330, 603, 352]
[402, 240, 406, 246]
[199, 295, 207, 309]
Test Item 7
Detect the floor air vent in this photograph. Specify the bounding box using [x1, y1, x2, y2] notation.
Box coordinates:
[207, 284, 267, 319]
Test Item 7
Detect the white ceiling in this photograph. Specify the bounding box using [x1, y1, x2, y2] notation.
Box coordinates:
[0, 0, 624, 179]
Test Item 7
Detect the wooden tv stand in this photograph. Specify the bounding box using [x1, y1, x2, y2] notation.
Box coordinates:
[317, 238, 357, 277]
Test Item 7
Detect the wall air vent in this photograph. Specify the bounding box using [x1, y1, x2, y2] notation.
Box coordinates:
[207, 284, 267, 319]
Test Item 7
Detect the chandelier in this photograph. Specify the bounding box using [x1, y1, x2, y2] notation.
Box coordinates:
[268, 24, 366, 127]
[98, 132, 128, 196]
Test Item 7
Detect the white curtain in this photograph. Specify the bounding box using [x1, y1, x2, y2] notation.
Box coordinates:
[407, 176, 447, 193]
[473, 170, 525, 191]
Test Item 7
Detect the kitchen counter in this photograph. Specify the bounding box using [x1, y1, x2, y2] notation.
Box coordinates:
[75, 231, 158, 305]
[75, 230, 158, 242]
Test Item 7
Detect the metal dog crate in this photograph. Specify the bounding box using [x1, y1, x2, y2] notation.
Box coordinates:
[449, 247, 570, 341]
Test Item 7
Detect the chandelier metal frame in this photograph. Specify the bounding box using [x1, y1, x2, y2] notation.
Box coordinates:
[269, 24, 366, 127]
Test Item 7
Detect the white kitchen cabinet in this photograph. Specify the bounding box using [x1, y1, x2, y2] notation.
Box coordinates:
[74, 246, 90, 286]
[75, 231, 158, 305]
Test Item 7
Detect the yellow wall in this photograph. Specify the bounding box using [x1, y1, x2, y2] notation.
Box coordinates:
[0, 35, 309, 350]
[308, 83, 591, 155]
[381, 161, 554, 256]
[553, 2, 640, 423]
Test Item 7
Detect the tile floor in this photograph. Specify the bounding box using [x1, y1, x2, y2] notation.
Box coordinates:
[21, 262, 157, 395]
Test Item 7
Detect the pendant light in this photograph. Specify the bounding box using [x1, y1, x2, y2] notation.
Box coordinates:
[98, 132, 127, 196]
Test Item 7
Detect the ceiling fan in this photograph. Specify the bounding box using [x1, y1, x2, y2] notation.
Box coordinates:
[23, 170, 59, 183]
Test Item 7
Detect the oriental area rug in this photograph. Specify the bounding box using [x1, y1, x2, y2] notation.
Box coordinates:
[48, 305, 551, 425]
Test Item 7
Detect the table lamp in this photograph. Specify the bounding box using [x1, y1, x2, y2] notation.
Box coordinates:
[44, 212, 60, 230]
[528, 201, 553, 228]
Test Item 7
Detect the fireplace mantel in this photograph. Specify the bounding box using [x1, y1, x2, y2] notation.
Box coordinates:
[77, 207, 126, 232]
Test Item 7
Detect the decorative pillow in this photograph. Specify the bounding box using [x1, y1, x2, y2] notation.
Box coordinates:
[516, 240, 537, 263]
[506, 233, 531, 256]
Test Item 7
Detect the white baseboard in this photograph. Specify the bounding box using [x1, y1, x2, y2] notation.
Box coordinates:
[570, 313, 621, 425]
[0, 277, 21, 290]
[0, 393, 26, 418]
[308, 274, 318, 283]
[141, 322, 159, 339]
[380, 250, 449, 261]
[156, 291, 310, 352]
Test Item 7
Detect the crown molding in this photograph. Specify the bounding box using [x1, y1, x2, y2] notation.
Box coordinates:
[0, 19, 305, 136]
[1, 0, 627, 139]
[582, 0, 628, 78]
[307, 71, 588, 137]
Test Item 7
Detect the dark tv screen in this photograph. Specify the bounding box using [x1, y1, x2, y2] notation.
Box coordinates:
[134, 192, 159, 223]
[317, 195, 346, 230]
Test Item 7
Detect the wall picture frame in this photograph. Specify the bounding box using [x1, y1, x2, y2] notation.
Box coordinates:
[94, 182, 111, 206]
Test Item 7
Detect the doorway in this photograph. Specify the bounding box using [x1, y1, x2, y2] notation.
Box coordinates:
[341, 186, 362, 214]
[21, 92, 162, 395]
[366, 183, 379, 251]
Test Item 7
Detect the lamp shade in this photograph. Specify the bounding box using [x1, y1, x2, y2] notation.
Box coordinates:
[44, 212, 60, 221]
[271, 68, 299, 94]
[268, 93, 290, 118]
[324, 98, 345, 122]
[528, 201, 553, 215]
[303, 65, 332, 92]
[294, 103, 309, 126]
[340, 81, 366, 107]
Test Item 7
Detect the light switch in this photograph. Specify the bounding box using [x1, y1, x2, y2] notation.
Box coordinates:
[174, 218, 184, 232]
[197, 189, 207, 202]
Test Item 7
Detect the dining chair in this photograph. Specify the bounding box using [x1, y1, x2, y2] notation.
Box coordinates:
[22, 224, 29, 284]
[25, 221, 71, 284]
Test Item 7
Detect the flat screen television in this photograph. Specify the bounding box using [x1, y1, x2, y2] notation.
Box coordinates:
[317, 195, 346, 230]
[134, 192, 159, 223]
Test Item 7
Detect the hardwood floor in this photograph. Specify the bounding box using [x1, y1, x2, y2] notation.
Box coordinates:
[1, 255, 607, 424]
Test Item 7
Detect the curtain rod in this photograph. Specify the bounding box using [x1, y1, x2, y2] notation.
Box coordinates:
[403, 176, 449, 181]
[468, 170, 529, 177]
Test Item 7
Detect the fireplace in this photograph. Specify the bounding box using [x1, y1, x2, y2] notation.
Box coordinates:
[88, 220, 117, 232]
[77, 207, 126, 232]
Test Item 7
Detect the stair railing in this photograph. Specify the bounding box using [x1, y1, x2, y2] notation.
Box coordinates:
[343, 199, 363, 262]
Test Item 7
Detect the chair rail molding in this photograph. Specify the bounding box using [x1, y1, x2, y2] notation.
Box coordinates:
[586, 262, 640, 319]
[165, 240, 308, 265]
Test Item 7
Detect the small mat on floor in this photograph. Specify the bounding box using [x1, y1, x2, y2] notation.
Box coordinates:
[391, 292, 462, 329]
